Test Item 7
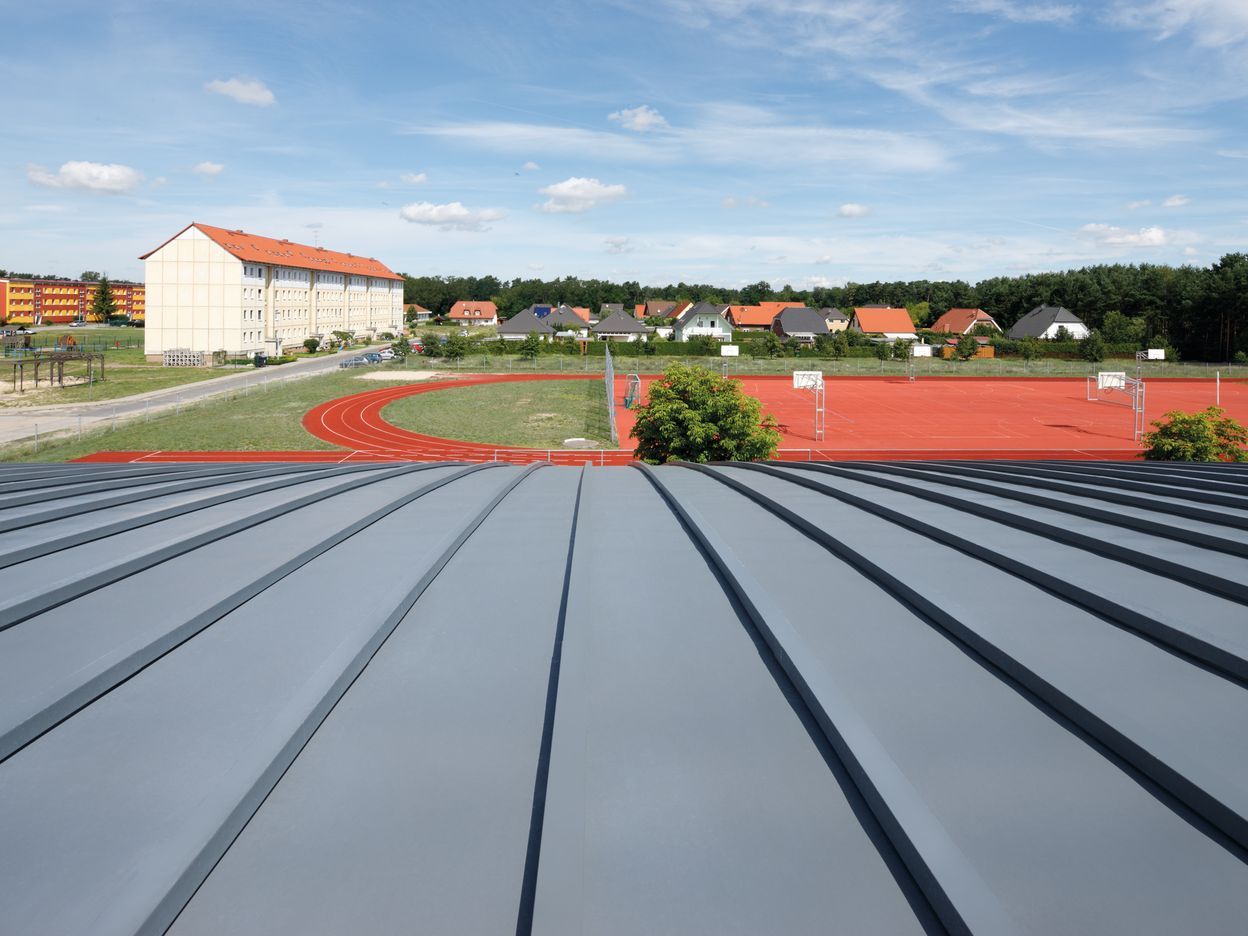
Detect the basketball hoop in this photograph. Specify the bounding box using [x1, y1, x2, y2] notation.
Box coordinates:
[793, 371, 825, 442]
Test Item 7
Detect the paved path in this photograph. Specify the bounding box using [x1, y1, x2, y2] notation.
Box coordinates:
[0, 346, 376, 448]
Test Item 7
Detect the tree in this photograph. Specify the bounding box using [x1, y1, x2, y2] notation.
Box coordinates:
[393, 334, 411, 356]
[303, 338, 320, 354]
[1079, 332, 1106, 362]
[874, 341, 892, 361]
[90, 277, 117, 320]
[1019, 336, 1042, 362]
[79, 271, 101, 282]
[518, 332, 542, 360]
[1142, 407, 1248, 462]
[443, 334, 469, 361]
[906, 302, 931, 328]
[631, 363, 782, 463]
[956, 333, 978, 360]
[420, 331, 441, 357]
[891, 338, 913, 361]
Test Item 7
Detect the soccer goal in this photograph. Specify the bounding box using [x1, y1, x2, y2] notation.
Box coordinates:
[1087, 371, 1146, 440]
[793, 370, 826, 442]
[624, 374, 642, 409]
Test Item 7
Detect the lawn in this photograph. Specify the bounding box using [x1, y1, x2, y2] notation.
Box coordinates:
[382, 379, 612, 448]
[3, 370, 384, 462]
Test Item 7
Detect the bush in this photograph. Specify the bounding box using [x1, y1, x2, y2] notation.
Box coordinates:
[1142, 407, 1248, 462]
[1079, 332, 1106, 362]
[631, 362, 782, 463]
[874, 341, 892, 361]
[518, 332, 542, 360]
[955, 333, 978, 361]
[303, 338, 320, 354]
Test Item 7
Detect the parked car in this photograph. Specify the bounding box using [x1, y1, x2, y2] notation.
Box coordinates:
[410, 342, 424, 354]
[15, 327, 34, 335]
[362, 352, 382, 364]
[69, 320, 87, 327]
[338, 356, 369, 369]
[378, 348, 397, 360]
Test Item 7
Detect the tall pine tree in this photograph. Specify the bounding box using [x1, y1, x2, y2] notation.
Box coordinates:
[90, 276, 117, 322]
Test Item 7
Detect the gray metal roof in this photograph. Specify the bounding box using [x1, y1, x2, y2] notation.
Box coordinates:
[591, 310, 648, 334]
[774, 305, 830, 335]
[2, 459, 1248, 935]
[497, 308, 556, 335]
[1007, 304, 1086, 339]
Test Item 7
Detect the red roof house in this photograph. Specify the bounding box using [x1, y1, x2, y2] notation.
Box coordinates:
[850, 307, 918, 337]
[447, 301, 499, 326]
[930, 308, 1001, 335]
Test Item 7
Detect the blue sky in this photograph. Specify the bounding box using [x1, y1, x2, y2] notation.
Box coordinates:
[1, 0, 1246, 287]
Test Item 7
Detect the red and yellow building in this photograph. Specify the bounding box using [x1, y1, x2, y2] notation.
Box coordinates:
[0, 279, 145, 325]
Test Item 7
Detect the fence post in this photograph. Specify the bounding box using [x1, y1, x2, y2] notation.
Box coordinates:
[34, 423, 39, 452]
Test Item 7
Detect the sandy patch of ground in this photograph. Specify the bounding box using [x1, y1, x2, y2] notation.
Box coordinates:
[353, 371, 448, 382]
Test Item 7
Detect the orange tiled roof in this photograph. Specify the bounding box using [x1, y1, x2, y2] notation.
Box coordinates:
[141, 223, 402, 280]
[728, 302, 806, 327]
[853, 307, 916, 333]
[571, 306, 591, 322]
[448, 300, 498, 319]
[930, 308, 999, 334]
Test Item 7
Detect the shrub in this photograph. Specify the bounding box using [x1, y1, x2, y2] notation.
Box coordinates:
[518, 332, 543, 360]
[1142, 407, 1248, 462]
[631, 362, 782, 463]
[1079, 332, 1106, 362]
[955, 333, 978, 361]
[303, 338, 320, 354]
[874, 341, 892, 361]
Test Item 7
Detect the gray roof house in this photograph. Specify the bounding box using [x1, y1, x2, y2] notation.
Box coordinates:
[592, 310, 649, 341]
[599, 303, 625, 317]
[3, 460, 1248, 935]
[1007, 305, 1090, 340]
[496, 308, 555, 340]
[673, 302, 732, 342]
[822, 308, 850, 333]
[544, 305, 587, 331]
[773, 306, 830, 344]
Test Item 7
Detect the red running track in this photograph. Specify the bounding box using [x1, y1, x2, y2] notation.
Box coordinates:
[75, 372, 1248, 464]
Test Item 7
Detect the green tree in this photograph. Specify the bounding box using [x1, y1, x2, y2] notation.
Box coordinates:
[420, 331, 441, 357]
[1142, 407, 1248, 462]
[891, 338, 913, 360]
[393, 334, 411, 356]
[90, 277, 117, 320]
[1019, 336, 1042, 362]
[1100, 310, 1145, 345]
[1079, 332, 1106, 362]
[79, 271, 101, 282]
[631, 362, 782, 463]
[906, 302, 931, 328]
[518, 332, 543, 360]
[303, 338, 320, 354]
[956, 333, 978, 360]
[443, 334, 470, 361]
[874, 341, 892, 361]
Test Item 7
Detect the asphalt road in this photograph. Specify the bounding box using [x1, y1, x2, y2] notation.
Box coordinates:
[0, 346, 380, 449]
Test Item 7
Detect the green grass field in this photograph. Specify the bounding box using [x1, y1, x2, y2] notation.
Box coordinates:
[382, 379, 612, 448]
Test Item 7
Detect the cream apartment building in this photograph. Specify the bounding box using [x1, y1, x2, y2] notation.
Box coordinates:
[141, 223, 404, 359]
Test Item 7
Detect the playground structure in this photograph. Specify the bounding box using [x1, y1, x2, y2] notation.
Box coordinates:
[1087, 371, 1146, 441]
[3, 339, 106, 393]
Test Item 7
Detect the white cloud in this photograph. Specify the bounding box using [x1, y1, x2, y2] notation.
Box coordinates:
[722, 196, 739, 209]
[192, 161, 224, 176]
[1184, 246, 1200, 256]
[954, 0, 1077, 24]
[1126, 199, 1151, 209]
[522, 161, 541, 171]
[205, 77, 276, 106]
[398, 201, 504, 231]
[1080, 223, 1169, 246]
[27, 161, 143, 194]
[608, 104, 669, 132]
[1217, 148, 1248, 158]
[1106, 0, 1248, 47]
[1162, 194, 1190, 207]
[400, 172, 428, 185]
[838, 203, 871, 218]
[604, 236, 634, 254]
[538, 177, 627, 213]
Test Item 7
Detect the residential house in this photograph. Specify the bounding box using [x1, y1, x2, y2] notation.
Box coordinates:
[726, 301, 803, 331]
[1007, 305, 1090, 340]
[447, 300, 498, 326]
[497, 308, 555, 341]
[673, 302, 733, 342]
[406, 304, 433, 324]
[850, 307, 918, 341]
[600, 303, 624, 318]
[544, 305, 589, 335]
[930, 308, 1002, 335]
[822, 308, 850, 333]
[592, 310, 649, 342]
[772, 307, 830, 345]
[571, 306, 591, 323]
[643, 300, 677, 320]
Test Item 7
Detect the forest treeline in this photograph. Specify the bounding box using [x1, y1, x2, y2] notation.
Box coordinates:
[404, 253, 1248, 361]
